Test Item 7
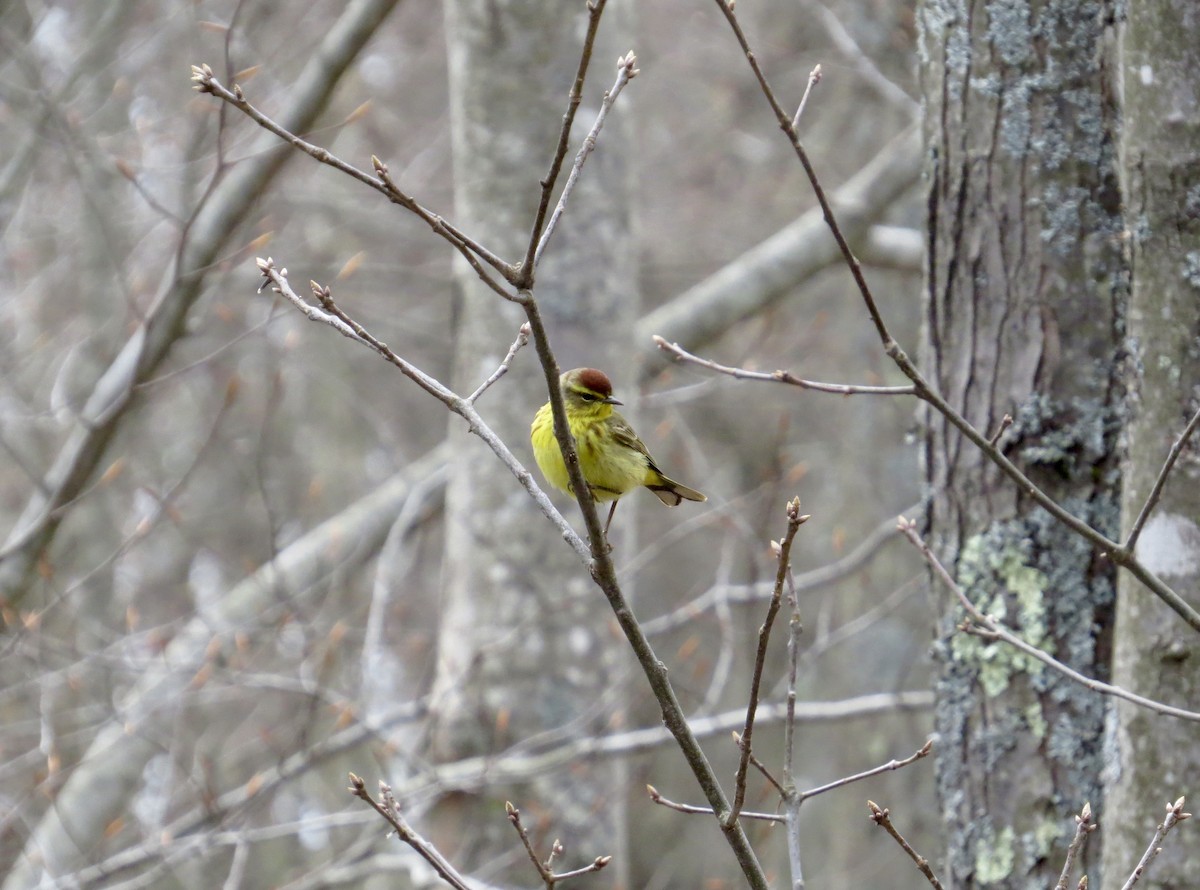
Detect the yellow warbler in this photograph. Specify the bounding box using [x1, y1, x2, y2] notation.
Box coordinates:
[531, 368, 706, 532]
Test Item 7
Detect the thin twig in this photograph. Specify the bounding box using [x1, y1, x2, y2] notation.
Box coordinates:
[1124, 405, 1200, 550]
[867, 801, 944, 889]
[467, 323, 531, 403]
[654, 337, 915, 395]
[798, 740, 932, 802]
[189, 65, 512, 287]
[709, 0, 890, 347]
[548, 859, 613, 882]
[1054, 802, 1096, 890]
[729, 497, 809, 825]
[506, 801, 612, 887]
[783, 560, 802, 785]
[517, 0, 608, 283]
[647, 785, 785, 823]
[733, 732, 788, 799]
[799, 0, 917, 110]
[988, 413, 1013, 447]
[507, 801, 552, 885]
[348, 774, 473, 890]
[1122, 796, 1191, 890]
[899, 518, 1200, 722]
[534, 51, 640, 267]
[791, 64, 822, 131]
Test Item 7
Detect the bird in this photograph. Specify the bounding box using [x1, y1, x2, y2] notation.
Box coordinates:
[530, 367, 706, 533]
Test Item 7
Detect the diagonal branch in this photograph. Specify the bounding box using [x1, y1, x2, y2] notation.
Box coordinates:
[1124, 404, 1200, 550]
[900, 518, 1200, 722]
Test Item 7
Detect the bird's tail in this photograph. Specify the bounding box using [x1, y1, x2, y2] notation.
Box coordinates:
[647, 475, 707, 507]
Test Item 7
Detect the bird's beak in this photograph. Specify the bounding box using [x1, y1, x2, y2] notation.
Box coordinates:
[602, 396, 623, 406]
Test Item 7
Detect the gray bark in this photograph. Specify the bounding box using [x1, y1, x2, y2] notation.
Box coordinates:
[1104, 2, 1200, 885]
[918, 0, 1125, 884]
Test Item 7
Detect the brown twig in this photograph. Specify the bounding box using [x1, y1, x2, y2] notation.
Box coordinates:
[654, 337, 915, 396]
[899, 518, 1200, 722]
[729, 497, 809, 825]
[1122, 796, 1191, 889]
[988, 413, 1013, 447]
[868, 800, 944, 889]
[506, 801, 612, 887]
[798, 740, 932, 802]
[348, 773, 473, 890]
[1124, 405, 1200, 550]
[189, 64, 512, 289]
[1054, 802, 1096, 890]
[733, 731, 787, 800]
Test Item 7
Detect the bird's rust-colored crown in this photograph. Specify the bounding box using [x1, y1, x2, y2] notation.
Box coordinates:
[573, 368, 613, 398]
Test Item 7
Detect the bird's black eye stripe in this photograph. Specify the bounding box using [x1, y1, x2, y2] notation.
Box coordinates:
[580, 392, 596, 402]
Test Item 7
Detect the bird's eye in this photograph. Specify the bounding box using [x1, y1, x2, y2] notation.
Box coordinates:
[580, 393, 596, 402]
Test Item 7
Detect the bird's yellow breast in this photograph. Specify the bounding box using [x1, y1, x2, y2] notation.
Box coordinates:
[530, 402, 650, 502]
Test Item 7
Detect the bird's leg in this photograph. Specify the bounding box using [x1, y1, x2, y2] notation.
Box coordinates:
[604, 501, 619, 536]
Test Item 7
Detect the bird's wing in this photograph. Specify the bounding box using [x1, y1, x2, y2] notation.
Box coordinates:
[608, 414, 655, 466]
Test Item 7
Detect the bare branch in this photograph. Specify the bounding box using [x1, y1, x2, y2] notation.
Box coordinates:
[706, 0, 1200, 632]
[505, 802, 611, 887]
[258, 260, 589, 564]
[729, 497, 808, 824]
[189, 64, 512, 287]
[791, 64, 822, 131]
[868, 801, 945, 890]
[1122, 797, 1191, 890]
[654, 337, 916, 396]
[1124, 405, 1200, 550]
[534, 51, 640, 267]
[1055, 802, 1096, 890]
[349, 775, 473, 890]
[647, 785, 785, 823]
[798, 739, 932, 801]
[467, 323, 532, 404]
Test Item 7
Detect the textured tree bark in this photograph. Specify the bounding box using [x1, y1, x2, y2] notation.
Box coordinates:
[433, 0, 635, 879]
[918, 0, 1126, 884]
[1103, 3, 1200, 885]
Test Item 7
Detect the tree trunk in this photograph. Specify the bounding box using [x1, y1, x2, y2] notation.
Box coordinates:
[432, 0, 635, 880]
[918, 0, 1125, 883]
[1103, 3, 1200, 885]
